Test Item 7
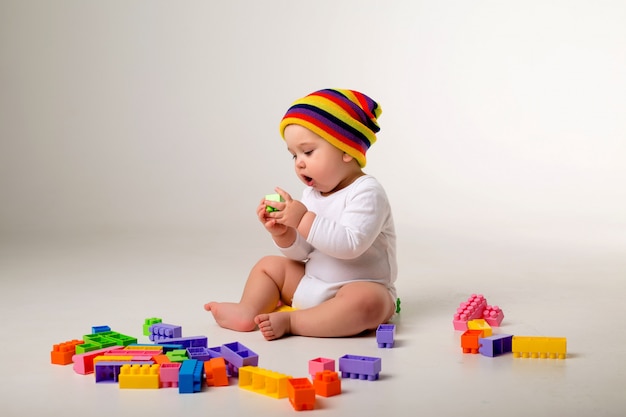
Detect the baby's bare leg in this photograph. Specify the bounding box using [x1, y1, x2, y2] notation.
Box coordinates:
[255, 281, 395, 340]
[205, 256, 304, 332]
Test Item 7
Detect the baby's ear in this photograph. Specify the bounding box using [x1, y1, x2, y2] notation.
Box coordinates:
[342, 153, 355, 163]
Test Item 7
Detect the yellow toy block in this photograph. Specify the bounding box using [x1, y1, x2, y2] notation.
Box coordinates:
[119, 364, 161, 389]
[238, 366, 292, 399]
[512, 336, 567, 359]
[93, 355, 133, 365]
[467, 319, 492, 337]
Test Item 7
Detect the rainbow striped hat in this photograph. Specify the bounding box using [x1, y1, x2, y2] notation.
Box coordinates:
[279, 89, 382, 167]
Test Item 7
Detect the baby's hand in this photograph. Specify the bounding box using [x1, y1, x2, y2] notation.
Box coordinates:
[257, 198, 289, 236]
[265, 187, 308, 230]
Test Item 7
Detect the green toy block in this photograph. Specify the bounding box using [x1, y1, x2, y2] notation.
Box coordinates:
[143, 318, 162, 336]
[166, 349, 188, 363]
[75, 342, 101, 355]
[265, 193, 284, 212]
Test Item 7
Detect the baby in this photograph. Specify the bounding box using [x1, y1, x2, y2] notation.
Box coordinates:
[205, 88, 397, 340]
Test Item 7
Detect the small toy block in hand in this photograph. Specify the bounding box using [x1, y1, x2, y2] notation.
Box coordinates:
[265, 193, 284, 212]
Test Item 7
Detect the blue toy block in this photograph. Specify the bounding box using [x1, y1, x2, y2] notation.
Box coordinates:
[221, 342, 259, 376]
[338, 354, 382, 381]
[155, 336, 207, 349]
[179, 359, 204, 393]
[149, 323, 182, 341]
[92, 325, 111, 334]
[376, 324, 396, 348]
[479, 334, 514, 357]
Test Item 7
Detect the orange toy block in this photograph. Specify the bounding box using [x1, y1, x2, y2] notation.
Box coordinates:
[152, 354, 171, 365]
[461, 329, 484, 354]
[51, 340, 83, 365]
[288, 378, 315, 411]
[205, 357, 229, 387]
[313, 370, 341, 397]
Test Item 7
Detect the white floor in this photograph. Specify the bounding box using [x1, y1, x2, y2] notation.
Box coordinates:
[1, 231, 624, 417]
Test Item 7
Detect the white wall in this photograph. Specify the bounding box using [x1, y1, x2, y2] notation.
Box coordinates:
[1, 1, 624, 249]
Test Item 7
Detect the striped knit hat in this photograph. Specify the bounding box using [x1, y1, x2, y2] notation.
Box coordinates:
[279, 89, 382, 167]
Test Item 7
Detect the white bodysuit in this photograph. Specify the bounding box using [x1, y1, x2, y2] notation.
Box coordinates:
[280, 175, 398, 310]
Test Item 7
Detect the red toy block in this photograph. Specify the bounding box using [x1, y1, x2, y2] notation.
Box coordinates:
[51, 340, 83, 365]
[287, 378, 315, 411]
[205, 357, 229, 387]
[461, 329, 484, 354]
[313, 370, 341, 397]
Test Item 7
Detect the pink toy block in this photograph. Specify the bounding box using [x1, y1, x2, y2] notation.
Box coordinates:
[72, 346, 123, 375]
[482, 305, 504, 327]
[160, 362, 182, 388]
[453, 294, 487, 331]
[308, 357, 335, 378]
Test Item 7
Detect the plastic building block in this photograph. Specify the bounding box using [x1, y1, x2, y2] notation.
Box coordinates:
[313, 370, 341, 397]
[160, 362, 182, 388]
[338, 354, 382, 381]
[123, 345, 163, 352]
[92, 325, 111, 334]
[482, 305, 504, 327]
[187, 347, 213, 361]
[479, 334, 513, 357]
[78, 331, 137, 353]
[118, 364, 161, 389]
[205, 357, 229, 387]
[396, 297, 402, 313]
[166, 349, 188, 362]
[105, 348, 162, 358]
[461, 329, 484, 354]
[238, 366, 292, 399]
[512, 336, 567, 359]
[179, 359, 204, 393]
[149, 323, 182, 341]
[93, 355, 153, 366]
[143, 318, 162, 336]
[376, 324, 396, 348]
[265, 193, 284, 212]
[72, 346, 122, 375]
[287, 378, 316, 411]
[152, 354, 171, 365]
[155, 336, 207, 349]
[222, 342, 259, 376]
[467, 319, 492, 337]
[453, 294, 488, 331]
[51, 340, 83, 365]
[308, 357, 335, 379]
[95, 361, 153, 383]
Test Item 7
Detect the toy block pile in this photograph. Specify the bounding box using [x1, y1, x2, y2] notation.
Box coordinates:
[50, 318, 386, 411]
[453, 294, 567, 359]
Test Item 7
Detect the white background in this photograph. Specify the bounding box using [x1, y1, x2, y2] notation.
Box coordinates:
[1, 2, 625, 417]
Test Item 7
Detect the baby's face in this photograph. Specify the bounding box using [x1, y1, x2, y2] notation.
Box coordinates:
[284, 124, 357, 195]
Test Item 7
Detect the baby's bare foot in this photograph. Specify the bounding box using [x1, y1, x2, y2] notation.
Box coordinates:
[254, 312, 291, 341]
[204, 302, 257, 332]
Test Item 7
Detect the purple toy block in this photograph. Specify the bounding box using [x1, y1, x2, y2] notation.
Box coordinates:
[95, 361, 154, 383]
[338, 354, 382, 381]
[149, 323, 183, 341]
[155, 336, 207, 349]
[309, 357, 335, 378]
[479, 334, 513, 357]
[376, 324, 396, 348]
[221, 342, 259, 376]
[187, 347, 213, 361]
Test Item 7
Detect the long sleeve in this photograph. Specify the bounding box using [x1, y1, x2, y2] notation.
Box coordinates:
[277, 231, 313, 261]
